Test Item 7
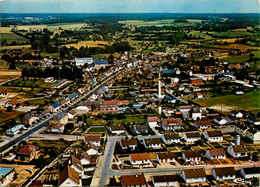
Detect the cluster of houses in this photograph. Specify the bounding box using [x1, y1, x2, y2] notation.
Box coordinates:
[119, 166, 260, 186]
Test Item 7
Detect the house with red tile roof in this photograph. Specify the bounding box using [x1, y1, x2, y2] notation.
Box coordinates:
[156, 152, 175, 164]
[17, 144, 38, 161]
[182, 151, 201, 164]
[227, 145, 248, 158]
[85, 134, 101, 146]
[121, 174, 146, 187]
[206, 148, 226, 160]
[182, 168, 206, 184]
[212, 167, 236, 181]
[129, 153, 150, 165]
[120, 138, 138, 150]
[161, 118, 183, 130]
[147, 116, 159, 127]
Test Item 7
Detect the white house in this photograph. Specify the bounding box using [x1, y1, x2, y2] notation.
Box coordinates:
[121, 174, 146, 187]
[190, 106, 202, 120]
[204, 130, 223, 142]
[59, 166, 80, 186]
[214, 116, 228, 125]
[183, 132, 201, 143]
[51, 123, 65, 134]
[84, 143, 99, 155]
[240, 167, 260, 179]
[162, 133, 180, 144]
[161, 118, 183, 130]
[68, 110, 77, 119]
[194, 120, 211, 129]
[212, 167, 236, 181]
[152, 175, 178, 187]
[74, 106, 89, 115]
[76, 151, 96, 166]
[143, 138, 162, 149]
[230, 111, 243, 118]
[183, 151, 201, 164]
[66, 155, 83, 175]
[182, 169, 206, 184]
[205, 148, 226, 160]
[129, 153, 150, 165]
[227, 145, 248, 158]
[120, 138, 138, 150]
[85, 135, 101, 147]
[134, 125, 148, 134]
[179, 105, 192, 112]
[147, 116, 159, 127]
[110, 125, 126, 134]
[156, 152, 175, 164]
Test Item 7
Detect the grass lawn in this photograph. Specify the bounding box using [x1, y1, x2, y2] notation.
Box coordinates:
[195, 91, 260, 113]
[29, 140, 71, 149]
[0, 60, 10, 69]
[111, 115, 147, 125]
[87, 126, 106, 134]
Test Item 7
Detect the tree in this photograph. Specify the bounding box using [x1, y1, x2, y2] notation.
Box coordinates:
[7, 106, 13, 112]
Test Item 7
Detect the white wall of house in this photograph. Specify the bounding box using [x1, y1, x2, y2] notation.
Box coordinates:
[86, 149, 98, 155]
[110, 129, 125, 134]
[183, 134, 201, 143]
[152, 179, 177, 187]
[227, 146, 248, 158]
[182, 171, 206, 184]
[162, 137, 180, 144]
[191, 113, 202, 120]
[212, 170, 236, 181]
[205, 151, 226, 160]
[240, 170, 260, 179]
[81, 158, 90, 166]
[60, 178, 79, 187]
[148, 121, 158, 127]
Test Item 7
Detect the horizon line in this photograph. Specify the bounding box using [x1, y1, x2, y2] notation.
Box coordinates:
[2, 12, 260, 14]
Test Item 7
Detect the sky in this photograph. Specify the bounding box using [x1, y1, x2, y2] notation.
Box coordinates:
[1, 0, 259, 13]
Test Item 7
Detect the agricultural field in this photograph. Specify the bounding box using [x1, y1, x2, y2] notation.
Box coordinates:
[0, 33, 28, 42]
[1, 45, 31, 50]
[214, 44, 260, 50]
[0, 109, 22, 124]
[219, 55, 250, 64]
[195, 91, 260, 113]
[208, 31, 256, 38]
[119, 19, 174, 27]
[63, 40, 110, 49]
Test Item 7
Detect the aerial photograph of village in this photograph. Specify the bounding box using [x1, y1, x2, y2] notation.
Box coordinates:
[0, 0, 259, 186]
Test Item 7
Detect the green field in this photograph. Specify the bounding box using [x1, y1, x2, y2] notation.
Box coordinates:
[208, 31, 256, 38]
[195, 91, 260, 113]
[219, 55, 250, 64]
[87, 126, 106, 134]
[0, 60, 10, 69]
[6, 78, 55, 89]
[1, 33, 28, 42]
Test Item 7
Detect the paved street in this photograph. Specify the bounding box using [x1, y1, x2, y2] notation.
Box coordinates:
[91, 136, 121, 187]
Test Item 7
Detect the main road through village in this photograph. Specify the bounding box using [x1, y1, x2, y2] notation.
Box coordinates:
[0, 69, 122, 155]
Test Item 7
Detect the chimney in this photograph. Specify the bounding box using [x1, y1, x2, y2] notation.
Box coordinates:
[236, 135, 241, 145]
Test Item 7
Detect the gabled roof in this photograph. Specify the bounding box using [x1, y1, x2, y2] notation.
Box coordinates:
[185, 132, 201, 138]
[69, 110, 76, 115]
[153, 175, 177, 183]
[55, 112, 67, 121]
[206, 130, 223, 137]
[130, 153, 149, 161]
[121, 174, 146, 186]
[84, 142, 98, 151]
[162, 118, 183, 126]
[164, 133, 180, 140]
[110, 125, 125, 131]
[135, 125, 148, 131]
[183, 168, 206, 179]
[71, 155, 82, 171]
[195, 120, 211, 126]
[69, 92, 78, 99]
[147, 116, 159, 122]
[208, 148, 226, 156]
[183, 151, 201, 158]
[213, 167, 236, 176]
[59, 166, 79, 185]
[52, 102, 59, 108]
[121, 138, 138, 146]
[158, 152, 175, 160]
[85, 135, 101, 142]
[6, 98, 18, 106]
[231, 145, 248, 153]
[144, 138, 161, 145]
[17, 144, 38, 155]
